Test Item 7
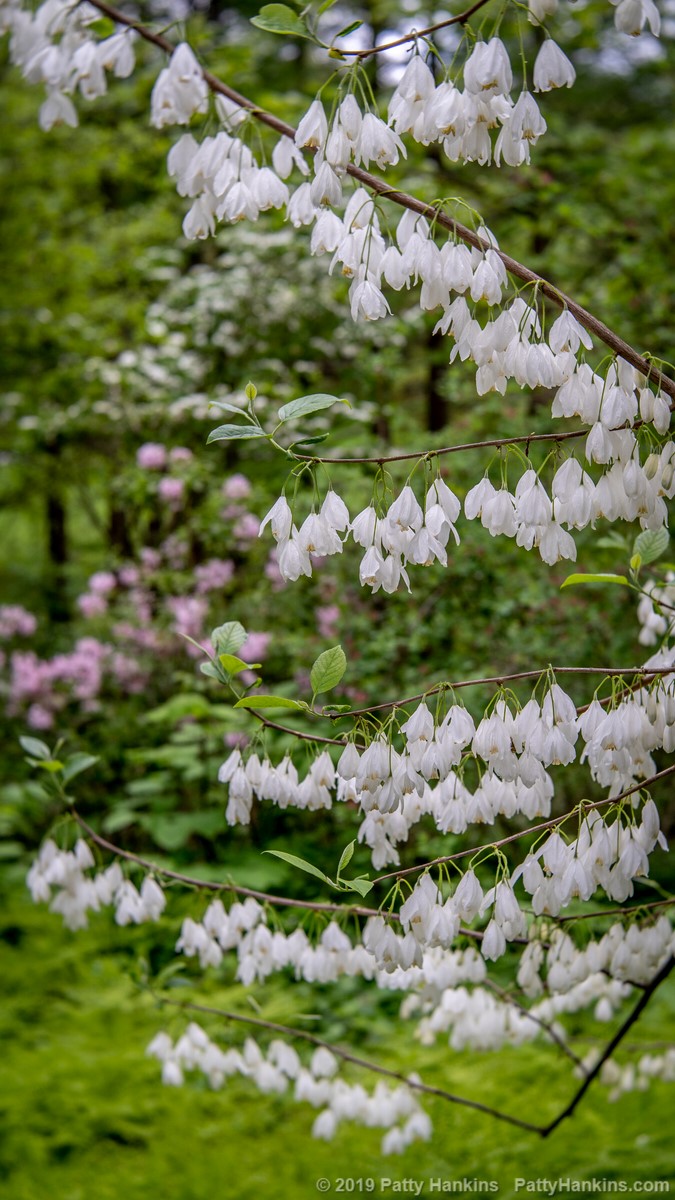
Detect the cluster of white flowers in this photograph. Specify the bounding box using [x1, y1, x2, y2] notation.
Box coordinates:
[258, 411, 673, 594]
[597, 1046, 675, 1100]
[637, 573, 675, 646]
[1, 0, 135, 130]
[3, 0, 669, 432]
[258, 478, 462, 591]
[170, 892, 673, 1056]
[146, 1021, 431, 1153]
[161, 873, 675, 1055]
[527, 0, 660, 36]
[27, 838, 165, 929]
[165, 120, 293, 240]
[217, 666, 673, 864]
[411, 917, 674, 1050]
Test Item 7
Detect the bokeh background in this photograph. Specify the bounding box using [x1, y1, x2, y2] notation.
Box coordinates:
[1, 2, 675, 1195]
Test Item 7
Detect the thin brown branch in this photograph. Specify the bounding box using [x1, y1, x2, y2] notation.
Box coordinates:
[71, 812, 531, 944]
[541, 955, 675, 1137]
[373, 761, 675, 883]
[83, 0, 675, 401]
[555, 897, 675, 923]
[338, 666, 674, 721]
[73, 812, 381, 917]
[294, 426, 590, 466]
[157, 993, 547, 1134]
[337, 0, 496, 59]
[248, 707, 349, 746]
[483, 978, 587, 1070]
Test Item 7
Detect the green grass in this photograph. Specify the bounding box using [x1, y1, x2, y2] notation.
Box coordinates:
[1, 877, 674, 1200]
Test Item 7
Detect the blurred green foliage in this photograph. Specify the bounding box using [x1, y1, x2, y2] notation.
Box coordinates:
[1, 0, 675, 1190]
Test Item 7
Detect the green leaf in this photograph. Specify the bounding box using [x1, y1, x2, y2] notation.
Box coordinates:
[200, 661, 223, 680]
[219, 653, 259, 676]
[211, 621, 248, 655]
[36, 760, 64, 773]
[235, 694, 306, 711]
[633, 527, 669, 566]
[336, 19, 363, 36]
[560, 573, 631, 589]
[337, 840, 355, 876]
[19, 737, 51, 760]
[343, 877, 374, 898]
[263, 849, 335, 886]
[208, 400, 254, 418]
[288, 433, 331, 451]
[310, 645, 347, 696]
[278, 394, 350, 422]
[89, 16, 116, 36]
[250, 4, 311, 37]
[61, 754, 99, 784]
[207, 424, 267, 444]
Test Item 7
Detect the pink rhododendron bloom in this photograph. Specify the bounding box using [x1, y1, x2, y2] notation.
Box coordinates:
[158, 477, 185, 507]
[136, 442, 168, 470]
[89, 570, 117, 595]
[0, 605, 37, 639]
[240, 632, 271, 662]
[233, 513, 260, 542]
[222, 474, 252, 500]
[316, 605, 340, 639]
[27, 703, 54, 729]
[140, 548, 162, 571]
[78, 593, 108, 619]
[118, 566, 140, 587]
[195, 559, 235, 593]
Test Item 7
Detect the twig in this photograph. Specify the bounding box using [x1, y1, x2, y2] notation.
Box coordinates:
[338, 666, 674, 721]
[73, 812, 382, 917]
[82, 0, 675, 401]
[248, 708, 350, 747]
[157, 993, 547, 1133]
[555, 897, 675, 923]
[541, 955, 675, 1137]
[336, 0, 494, 59]
[294, 426, 591, 466]
[71, 812, 527, 944]
[483, 977, 587, 1070]
[373, 762, 675, 883]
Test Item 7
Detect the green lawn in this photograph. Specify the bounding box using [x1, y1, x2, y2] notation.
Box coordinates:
[1, 876, 674, 1200]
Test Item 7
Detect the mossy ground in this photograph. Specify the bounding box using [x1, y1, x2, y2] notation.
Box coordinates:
[1, 876, 674, 1200]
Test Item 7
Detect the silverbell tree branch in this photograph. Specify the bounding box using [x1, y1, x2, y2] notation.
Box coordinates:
[83, 0, 675, 402]
[156, 956, 675, 1139]
[540, 954, 675, 1137]
[70, 811, 528, 943]
[373, 761, 675, 883]
[334, 0, 495, 58]
[72, 755, 675, 925]
[156, 994, 548, 1133]
[243, 664, 675, 747]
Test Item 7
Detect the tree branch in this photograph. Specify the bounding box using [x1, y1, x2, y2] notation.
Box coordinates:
[336, 0, 496, 59]
[337, 665, 674, 722]
[373, 761, 675, 883]
[82, 0, 675, 401]
[483, 977, 587, 1070]
[541, 955, 675, 1137]
[157, 993, 548, 1134]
